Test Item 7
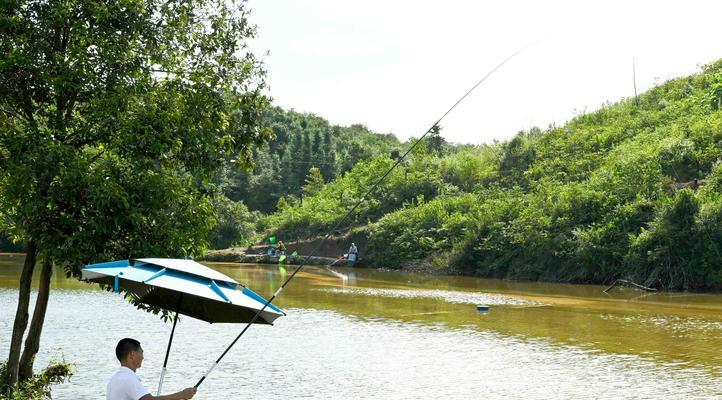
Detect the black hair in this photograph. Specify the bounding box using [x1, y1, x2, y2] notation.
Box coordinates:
[115, 338, 141, 361]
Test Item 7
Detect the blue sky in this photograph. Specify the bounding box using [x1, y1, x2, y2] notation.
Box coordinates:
[247, 0, 722, 144]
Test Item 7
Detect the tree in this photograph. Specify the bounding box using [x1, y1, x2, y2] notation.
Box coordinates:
[498, 132, 536, 185]
[321, 128, 336, 180]
[0, 0, 269, 388]
[302, 167, 325, 197]
[207, 195, 259, 249]
[427, 124, 447, 155]
[301, 130, 313, 181]
[284, 127, 305, 193]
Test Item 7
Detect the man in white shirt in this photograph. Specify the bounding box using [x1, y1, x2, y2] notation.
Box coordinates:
[348, 243, 358, 261]
[107, 338, 196, 400]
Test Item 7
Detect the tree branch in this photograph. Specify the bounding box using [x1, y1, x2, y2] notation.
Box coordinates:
[0, 106, 27, 121]
[88, 148, 107, 164]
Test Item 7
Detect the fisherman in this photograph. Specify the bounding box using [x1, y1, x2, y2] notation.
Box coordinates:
[277, 241, 286, 255]
[107, 338, 196, 400]
[348, 242, 358, 262]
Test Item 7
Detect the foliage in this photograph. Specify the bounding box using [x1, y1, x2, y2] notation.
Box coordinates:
[0, 360, 72, 399]
[0, 0, 269, 269]
[302, 167, 325, 198]
[365, 194, 478, 267]
[220, 107, 401, 213]
[625, 190, 700, 289]
[438, 146, 498, 192]
[426, 124, 449, 155]
[207, 195, 259, 250]
[0, 234, 23, 252]
[260, 154, 442, 240]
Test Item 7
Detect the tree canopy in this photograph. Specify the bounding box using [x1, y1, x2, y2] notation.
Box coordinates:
[0, 0, 269, 266]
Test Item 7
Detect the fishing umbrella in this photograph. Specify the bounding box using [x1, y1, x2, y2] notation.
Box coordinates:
[81, 258, 284, 394]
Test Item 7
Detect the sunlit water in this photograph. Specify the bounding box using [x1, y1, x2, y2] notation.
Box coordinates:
[1, 254, 721, 399]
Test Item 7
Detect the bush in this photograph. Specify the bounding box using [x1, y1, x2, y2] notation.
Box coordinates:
[208, 196, 260, 249]
[625, 190, 699, 289]
[0, 360, 72, 400]
[365, 194, 478, 267]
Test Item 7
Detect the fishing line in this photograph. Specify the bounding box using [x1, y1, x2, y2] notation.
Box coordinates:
[194, 44, 531, 388]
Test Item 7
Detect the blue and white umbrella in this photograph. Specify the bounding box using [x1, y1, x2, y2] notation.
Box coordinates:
[81, 258, 284, 394]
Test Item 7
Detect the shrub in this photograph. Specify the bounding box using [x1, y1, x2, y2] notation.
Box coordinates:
[0, 360, 72, 400]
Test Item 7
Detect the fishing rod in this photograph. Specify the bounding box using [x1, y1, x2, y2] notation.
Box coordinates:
[194, 45, 530, 388]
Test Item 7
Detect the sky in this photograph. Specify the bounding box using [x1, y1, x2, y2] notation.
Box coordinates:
[246, 0, 722, 145]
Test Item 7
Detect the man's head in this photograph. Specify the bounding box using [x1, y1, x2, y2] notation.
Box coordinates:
[115, 338, 144, 370]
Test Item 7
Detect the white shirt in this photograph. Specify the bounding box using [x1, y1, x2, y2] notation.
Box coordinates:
[106, 366, 150, 400]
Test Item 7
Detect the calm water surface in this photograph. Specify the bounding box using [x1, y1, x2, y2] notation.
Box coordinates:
[1, 254, 721, 399]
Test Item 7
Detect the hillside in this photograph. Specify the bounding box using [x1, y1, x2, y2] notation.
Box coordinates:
[262, 59, 722, 291]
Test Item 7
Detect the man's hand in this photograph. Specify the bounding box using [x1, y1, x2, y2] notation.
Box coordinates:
[141, 387, 196, 400]
[179, 387, 196, 399]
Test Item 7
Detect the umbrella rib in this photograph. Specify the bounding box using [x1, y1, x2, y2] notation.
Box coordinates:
[209, 280, 231, 303]
[144, 268, 167, 283]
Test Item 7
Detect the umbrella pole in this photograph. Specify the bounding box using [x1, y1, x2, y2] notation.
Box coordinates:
[157, 294, 183, 396]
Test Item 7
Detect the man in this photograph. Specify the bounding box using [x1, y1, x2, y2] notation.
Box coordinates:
[348, 243, 358, 261]
[107, 338, 196, 400]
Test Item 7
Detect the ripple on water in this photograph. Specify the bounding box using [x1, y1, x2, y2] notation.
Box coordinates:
[600, 313, 722, 335]
[317, 287, 543, 307]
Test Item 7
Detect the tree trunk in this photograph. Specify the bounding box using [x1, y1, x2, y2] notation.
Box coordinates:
[6, 241, 37, 387]
[19, 256, 53, 381]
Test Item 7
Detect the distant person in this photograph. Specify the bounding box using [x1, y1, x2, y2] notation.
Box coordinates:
[348, 242, 358, 262]
[277, 241, 286, 255]
[107, 338, 196, 400]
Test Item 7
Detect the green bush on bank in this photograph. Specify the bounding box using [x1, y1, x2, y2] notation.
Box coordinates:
[364, 194, 479, 267]
[0, 360, 72, 400]
[208, 195, 260, 250]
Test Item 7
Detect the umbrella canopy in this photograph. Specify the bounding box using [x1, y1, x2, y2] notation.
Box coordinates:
[81, 258, 284, 324]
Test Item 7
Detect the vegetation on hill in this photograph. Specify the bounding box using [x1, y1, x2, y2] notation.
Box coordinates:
[202, 106, 406, 249]
[218, 106, 402, 214]
[261, 60, 722, 290]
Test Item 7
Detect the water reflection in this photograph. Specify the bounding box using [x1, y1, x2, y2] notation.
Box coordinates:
[1, 255, 721, 399]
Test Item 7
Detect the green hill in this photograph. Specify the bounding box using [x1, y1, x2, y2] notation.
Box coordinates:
[262, 59, 722, 291]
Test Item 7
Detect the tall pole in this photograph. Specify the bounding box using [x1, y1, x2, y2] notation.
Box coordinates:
[633, 57, 639, 106]
[157, 294, 183, 395]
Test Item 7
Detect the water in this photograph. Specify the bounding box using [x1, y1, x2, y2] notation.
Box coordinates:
[1, 254, 721, 399]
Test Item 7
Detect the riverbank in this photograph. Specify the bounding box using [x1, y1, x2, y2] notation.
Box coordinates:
[200, 248, 356, 267]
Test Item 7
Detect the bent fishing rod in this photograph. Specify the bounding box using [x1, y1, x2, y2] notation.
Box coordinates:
[194, 46, 529, 388]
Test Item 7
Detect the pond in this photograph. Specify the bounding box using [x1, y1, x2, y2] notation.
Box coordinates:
[1, 254, 721, 399]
